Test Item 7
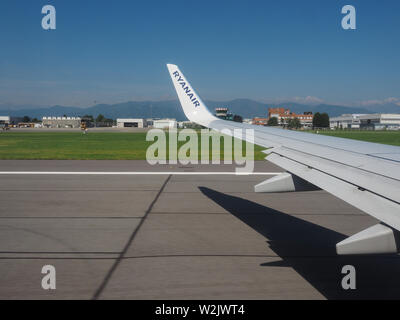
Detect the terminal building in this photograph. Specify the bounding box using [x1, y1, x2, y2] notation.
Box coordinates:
[329, 114, 362, 129]
[359, 113, 400, 130]
[330, 113, 400, 130]
[116, 118, 147, 128]
[42, 116, 81, 128]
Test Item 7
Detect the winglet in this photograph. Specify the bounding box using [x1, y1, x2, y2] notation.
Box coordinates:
[167, 64, 217, 126]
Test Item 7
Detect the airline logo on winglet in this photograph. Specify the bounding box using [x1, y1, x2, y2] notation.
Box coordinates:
[172, 70, 200, 108]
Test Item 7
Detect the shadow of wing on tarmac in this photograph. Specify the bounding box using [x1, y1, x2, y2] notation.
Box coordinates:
[199, 187, 400, 300]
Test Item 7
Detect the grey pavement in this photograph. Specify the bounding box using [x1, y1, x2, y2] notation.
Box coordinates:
[0, 160, 399, 299]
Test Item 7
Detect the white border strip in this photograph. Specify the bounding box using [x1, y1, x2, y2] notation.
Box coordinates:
[0, 171, 280, 176]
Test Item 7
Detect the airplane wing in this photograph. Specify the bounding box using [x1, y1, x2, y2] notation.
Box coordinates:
[167, 64, 400, 255]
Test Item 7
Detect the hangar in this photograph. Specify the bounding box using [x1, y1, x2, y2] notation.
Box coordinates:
[0, 116, 10, 129]
[116, 118, 147, 128]
[359, 114, 400, 130]
[0, 116, 10, 125]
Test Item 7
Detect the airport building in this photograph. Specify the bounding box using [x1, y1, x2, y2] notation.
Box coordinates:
[146, 119, 154, 127]
[0, 116, 10, 126]
[177, 121, 198, 129]
[214, 107, 244, 122]
[17, 122, 42, 128]
[359, 113, 400, 130]
[153, 119, 177, 129]
[252, 117, 268, 126]
[42, 116, 82, 128]
[329, 114, 362, 129]
[215, 107, 234, 121]
[243, 118, 253, 124]
[116, 118, 147, 128]
[268, 108, 313, 128]
[330, 113, 400, 130]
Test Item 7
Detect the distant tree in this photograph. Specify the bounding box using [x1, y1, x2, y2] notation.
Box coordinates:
[320, 113, 330, 128]
[313, 112, 329, 128]
[312, 112, 321, 128]
[22, 116, 31, 123]
[96, 114, 105, 123]
[233, 115, 243, 123]
[32, 118, 40, 123]
[287, 117, 301, 129]
[267, 117, 278, 126]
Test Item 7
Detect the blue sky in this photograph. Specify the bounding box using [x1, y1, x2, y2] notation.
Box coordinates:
[0, 0, 399, 107]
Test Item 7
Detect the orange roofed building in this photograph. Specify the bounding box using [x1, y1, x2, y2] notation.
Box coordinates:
[268, 107, 313, 128]
[252, 117, 268, 126]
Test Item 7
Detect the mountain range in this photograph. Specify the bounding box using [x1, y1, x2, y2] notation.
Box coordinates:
[0, 99, 399, 121]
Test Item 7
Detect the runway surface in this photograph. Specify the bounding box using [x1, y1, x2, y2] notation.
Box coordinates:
[0, 160, 399, 299]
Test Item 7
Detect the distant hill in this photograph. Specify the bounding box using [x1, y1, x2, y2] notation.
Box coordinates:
[1, 99, 397, 120]
[0, 101, 186, 121]
[362, 103, 400, 114]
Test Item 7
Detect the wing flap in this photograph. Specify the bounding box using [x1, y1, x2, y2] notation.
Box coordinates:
[273, 147, 400, 203]
[267, 152, 400, 231]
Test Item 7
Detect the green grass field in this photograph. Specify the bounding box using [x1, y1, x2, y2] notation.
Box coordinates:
[0, 130, 398, 160]
[0, 131, 266, 160]
[311, 130, 400, 146]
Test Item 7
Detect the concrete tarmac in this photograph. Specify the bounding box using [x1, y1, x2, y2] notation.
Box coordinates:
[0, 160, 399, 300]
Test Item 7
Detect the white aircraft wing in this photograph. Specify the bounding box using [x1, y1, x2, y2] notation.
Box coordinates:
[167, 64, 400, 255]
